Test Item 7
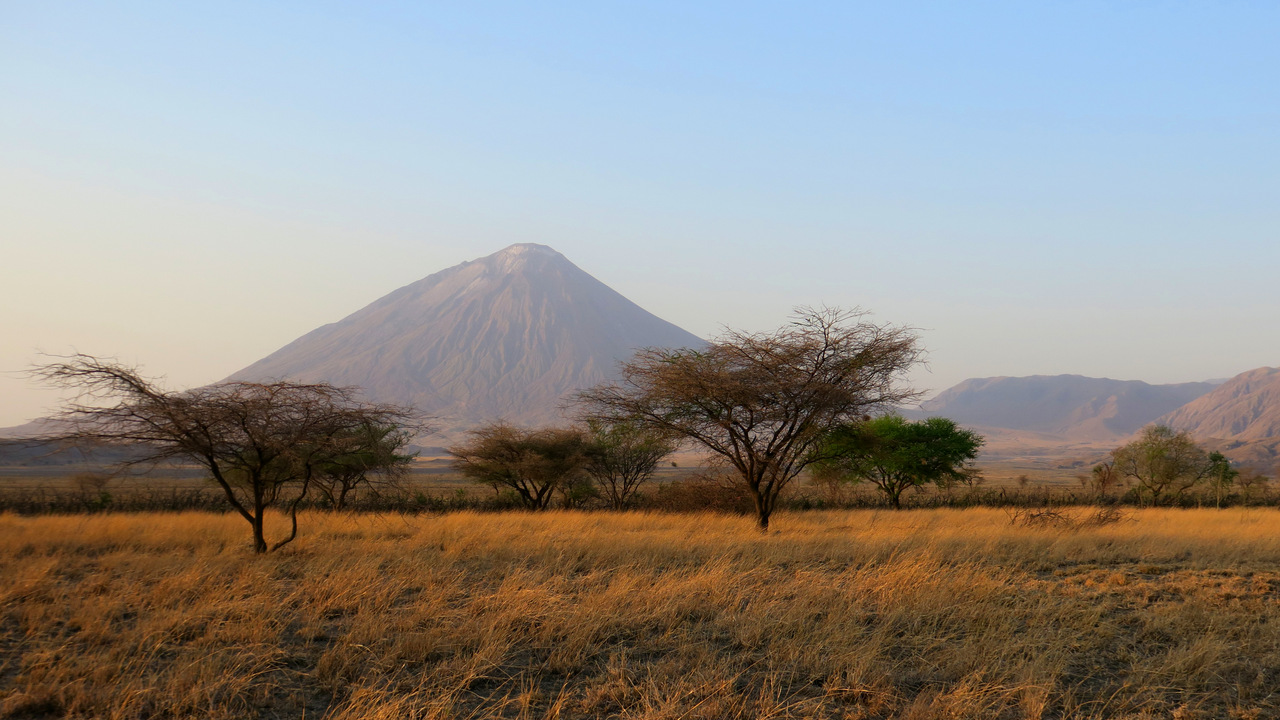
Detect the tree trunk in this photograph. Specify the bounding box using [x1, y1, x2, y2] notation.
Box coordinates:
[251, 513, 267, 554]
[270, 510, 300, 552]
[753, 488, 772, 531]
[270, 478, 311, 552]
[535, 484, 554, 510]
[252, 488, 268, 554]
[515, 484, 537, 509]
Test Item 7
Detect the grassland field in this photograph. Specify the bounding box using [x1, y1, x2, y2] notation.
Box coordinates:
[3, 507, 1280, 719]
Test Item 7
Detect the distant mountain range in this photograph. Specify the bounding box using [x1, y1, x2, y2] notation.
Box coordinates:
[915, 369, 1280, 464]
[225, 244, 705, 435]
[1155, 367, 1280, 464]
[917, 375, 1219, 440]
[1158, 367, 1280, 441]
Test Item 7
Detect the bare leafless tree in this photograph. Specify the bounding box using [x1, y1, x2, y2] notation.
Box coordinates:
[33, 354, 419, 552]
[577, 307, 923, 530]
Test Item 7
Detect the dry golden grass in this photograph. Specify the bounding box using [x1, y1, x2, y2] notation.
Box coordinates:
[3, 508, 1280, 719]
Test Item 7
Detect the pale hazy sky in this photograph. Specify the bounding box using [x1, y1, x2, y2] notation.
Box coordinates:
[3, 2, 1279, 426]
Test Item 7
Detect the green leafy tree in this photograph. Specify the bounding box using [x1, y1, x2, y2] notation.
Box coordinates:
[1110, 425, 1213, 506]
[582, 418, 677, 510]
[578, 307, 922, 530]
[1206, 451, 1238, 508]
[811, 415, 983, 509]
[448, 423, 590, 510]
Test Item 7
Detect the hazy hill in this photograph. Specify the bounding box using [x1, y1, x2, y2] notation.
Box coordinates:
[1159, 367, 1280, 443]
[225, 244, 704, 434]
[919, 374, 1218, 440]
[0, 418, 65, 440]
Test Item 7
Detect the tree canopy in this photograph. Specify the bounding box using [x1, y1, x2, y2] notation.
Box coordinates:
[578, 307, 923, 530]
[810, 415, 983, 509]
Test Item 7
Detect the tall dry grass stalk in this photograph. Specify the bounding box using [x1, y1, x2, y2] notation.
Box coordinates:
[2, 508, 1279, 718]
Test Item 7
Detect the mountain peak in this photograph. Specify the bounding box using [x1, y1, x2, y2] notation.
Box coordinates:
[494, 243, 560, 257]
[226, 245, 704, 435]
[474, 243, 569, 276]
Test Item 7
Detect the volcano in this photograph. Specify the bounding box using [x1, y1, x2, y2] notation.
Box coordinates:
[226, 244, 704, 434]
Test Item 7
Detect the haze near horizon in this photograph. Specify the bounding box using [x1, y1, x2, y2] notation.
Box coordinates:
[2, 3, 1278, 426]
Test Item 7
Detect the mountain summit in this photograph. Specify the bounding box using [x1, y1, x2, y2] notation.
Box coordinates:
[226, 244, 704, 433]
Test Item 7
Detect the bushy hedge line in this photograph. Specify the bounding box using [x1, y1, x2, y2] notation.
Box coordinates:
[2, 477, 1277, 516]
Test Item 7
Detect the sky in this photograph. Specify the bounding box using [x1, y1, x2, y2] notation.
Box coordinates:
[2, 2, 1279, 426]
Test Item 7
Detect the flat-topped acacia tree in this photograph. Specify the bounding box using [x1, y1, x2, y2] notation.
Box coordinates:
[578, 307, 923, 530]
[448, 422, 590, 510]
[35, 355, 418, 552]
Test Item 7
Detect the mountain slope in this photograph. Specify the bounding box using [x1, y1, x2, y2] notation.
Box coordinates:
[1158, 367, 1280, 442]
[226, 244, 704, 432]
[919, 374, 1218, 440]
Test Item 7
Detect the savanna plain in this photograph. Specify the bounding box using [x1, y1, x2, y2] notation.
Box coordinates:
[3, 508, 1279, 720]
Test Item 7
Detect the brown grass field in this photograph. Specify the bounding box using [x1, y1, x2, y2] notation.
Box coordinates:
[3, 508, 1280, 719]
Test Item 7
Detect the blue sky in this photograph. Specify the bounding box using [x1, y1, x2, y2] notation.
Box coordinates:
[2, 2, 1279, 425]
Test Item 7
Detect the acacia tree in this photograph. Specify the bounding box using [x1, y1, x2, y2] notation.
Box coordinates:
[448, 422, 590, 510]
[1111, 425, 1213, 506]
[1205, 451, 1237, 509]
[313, 422, 415, 510]
[1236, 466, 1270, 503]
[1088, 461, 1121, 497]
[810, 415, 983, 509]
[582, 418, 677, 509]
[578, 307, 922, 530]
[35, 355, 417, 552]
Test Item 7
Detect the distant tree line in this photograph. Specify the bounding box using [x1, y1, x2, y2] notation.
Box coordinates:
[26, 310, 1273, 551]
[457, 307, 1264, 517]
[451, 307, 981, 524]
